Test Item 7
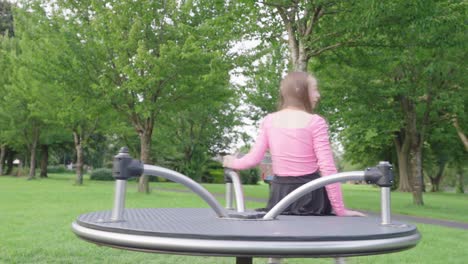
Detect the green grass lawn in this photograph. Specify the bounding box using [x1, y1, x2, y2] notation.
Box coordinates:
[0, 174, 467, 264]
[157, 180, 468, 223]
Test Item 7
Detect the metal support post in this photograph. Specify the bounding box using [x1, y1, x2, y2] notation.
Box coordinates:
[111, 180, 127, 221]
[226, 182, 234, 210]
[381, 187, 391, 225]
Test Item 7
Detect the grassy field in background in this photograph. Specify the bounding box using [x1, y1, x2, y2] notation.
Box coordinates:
[1, 173, 467, 264]
[156, 180, 468, 223]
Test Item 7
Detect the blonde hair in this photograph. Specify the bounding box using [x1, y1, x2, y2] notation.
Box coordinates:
[278, 72, 318, 114]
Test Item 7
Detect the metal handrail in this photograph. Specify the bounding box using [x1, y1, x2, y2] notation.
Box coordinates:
[224, 169, 245, 212]
[110, 147, 393, 225]
[143, 165, 228, 218]
[263, 171, 367, 220]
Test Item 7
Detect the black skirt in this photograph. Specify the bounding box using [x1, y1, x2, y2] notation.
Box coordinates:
[265, 172, 333, 216]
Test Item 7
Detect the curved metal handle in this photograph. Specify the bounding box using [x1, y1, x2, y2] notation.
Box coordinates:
[224, 169, 245, 213]
[144, 165, 228, 218]
[263, 171, 366, 220]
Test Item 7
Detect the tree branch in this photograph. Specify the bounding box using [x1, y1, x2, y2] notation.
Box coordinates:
[276, 6, 299, 62]
[260, 1, 289, 9]
[308, 31, 341, 44]
[453, 116, 468, 151]
[305, 6, 323, 36]
[310, 42, 344, 57]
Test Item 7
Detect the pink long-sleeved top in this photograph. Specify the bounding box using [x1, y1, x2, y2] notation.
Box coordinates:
[229, 113, 346, 216]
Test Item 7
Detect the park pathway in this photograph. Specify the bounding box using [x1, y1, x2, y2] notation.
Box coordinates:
[154, 187, 468, 230]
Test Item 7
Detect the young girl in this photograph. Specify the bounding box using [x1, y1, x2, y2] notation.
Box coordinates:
[223, 72, 364, 217]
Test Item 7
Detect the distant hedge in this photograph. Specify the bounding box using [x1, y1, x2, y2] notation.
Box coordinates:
[47, 165, 68, 174]
[200, 160, 259, 185]
[90, 168, 113, 181]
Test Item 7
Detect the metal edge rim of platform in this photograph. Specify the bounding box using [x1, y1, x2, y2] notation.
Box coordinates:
[75, 209, 419, 242]
[75, 218, 418, 242]
[72, 221, 421, 257]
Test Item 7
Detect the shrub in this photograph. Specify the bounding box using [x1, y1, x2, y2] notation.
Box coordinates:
[47, 165, 68, 174]
[239, 168, 259, 185]
[90, 168, 114, 181]
[201, 160, 224, 183]
[104, 161, 114, 169]
[12, 166, 29, 176]
[207, 169, 225, 184]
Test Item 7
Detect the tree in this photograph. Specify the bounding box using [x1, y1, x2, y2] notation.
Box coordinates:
[255, 1, 371, 71]
[242, 1, 465, 206]
[242, 41, 289, 121]
[241, 0, 383, 121]
[38, 126, 73, 178]
[27, 3, 113, 185]
[453, 118, 468, 151]
[0, 30, 15, 175]
[316, 1, 466, 205]
[0, 0, 14, 36]
[0, 0, 16, 175]
[4, 5, 59, 179]
[57, 0, 245, 192]
[424, 123, 465, 192]
[152, 91, 240, 181]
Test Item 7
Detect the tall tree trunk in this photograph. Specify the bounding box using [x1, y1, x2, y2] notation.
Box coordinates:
[395, 134, 412, 191]
[398, 95, 425, 204]
[428, 159, 446, 192]
[6, 148, 15, 175]
[40, 144, 49, 178]
[455, 164, 465, 194]
[405, 100, 424, 205]
[295, 55, 308, 72]
[73, 131, 84, 185]
[292, 40, 308, 72]
[0, 144, 6, 175]
[274, 4, 327, 73]
[28, 144, 37, 180]
[16, 159, 23, 176]
[408, 143, 424, 205]
[429, 177, 441, 192]
[452, 117, 468, 151]
[75, 145, 84, 185]
[28, 126, 40, 180]
[28, 147, 37, 180]
[138, 129, 152, 193]
[282, 15, 308, 72]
